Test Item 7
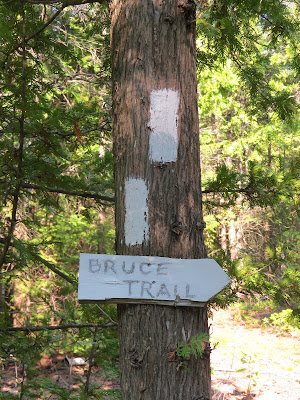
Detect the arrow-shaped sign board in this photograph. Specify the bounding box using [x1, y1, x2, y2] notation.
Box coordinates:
[78, 254, 231, 307]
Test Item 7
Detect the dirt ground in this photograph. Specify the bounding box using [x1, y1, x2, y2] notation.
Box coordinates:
[1, 308, 299, 399]
[210, 308, 300, 400]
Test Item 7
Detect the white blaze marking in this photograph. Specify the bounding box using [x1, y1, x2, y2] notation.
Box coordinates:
[148, 89, 179, 162]
[124, 178, 149, 246]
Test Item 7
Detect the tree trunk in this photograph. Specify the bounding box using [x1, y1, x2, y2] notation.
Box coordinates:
[110, 1, 210, 399]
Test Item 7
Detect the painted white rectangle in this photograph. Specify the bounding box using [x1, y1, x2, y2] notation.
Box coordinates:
[148, 89, 179, 163]
[78, 254, 231, 307]
[124, 178, 149, 246]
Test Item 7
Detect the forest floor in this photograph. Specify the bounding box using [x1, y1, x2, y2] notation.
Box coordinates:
[0, 306, 299, 399]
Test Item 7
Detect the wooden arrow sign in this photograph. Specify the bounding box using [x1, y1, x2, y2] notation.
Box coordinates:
[78, 254, 231, 307]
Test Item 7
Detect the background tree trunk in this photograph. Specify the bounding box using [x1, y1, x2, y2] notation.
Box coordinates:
[110, 0, 210, 398]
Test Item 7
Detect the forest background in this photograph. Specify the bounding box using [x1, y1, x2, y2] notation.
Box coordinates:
[0, 0, 299, 398]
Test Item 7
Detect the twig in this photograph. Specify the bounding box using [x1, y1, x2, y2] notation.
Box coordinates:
[0, 239, 76, 284]
[57, 375, 71, 389]
[24, 8, 62, 43]
[14, 360, 18, 387]
[49, 125, 111, 137]
[2, 7, 63, 68]
[253, 9, 278, 28]
[202, 187, 267, 194]
[0, 0, 16, 4]
[19, 362, 26, 400]
[0, 0, 107, 5]
[96, 304, 117, 325]
[21, 182, 115, 203]
[43, 262, 76, 285]
[26, 0, 106, 4]
[84, 327, 98, 394]
[20, 14, 28, 400]
[0, 322, 117, 332]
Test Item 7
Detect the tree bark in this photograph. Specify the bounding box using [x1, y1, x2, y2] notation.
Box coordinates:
[110, 1, 210, 399]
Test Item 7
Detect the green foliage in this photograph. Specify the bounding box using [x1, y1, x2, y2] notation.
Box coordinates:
[0, 0, 299, 395]
[97, 389, 121, 399]
[236, 352, 260, 394]
[199, 41, 300, 310]
[197, 0, 300, 120]
[0, 375, 120, 399]
[0, 2, 118, 396]
[177, 333, 209, 360]
[263, 309, 300, 333]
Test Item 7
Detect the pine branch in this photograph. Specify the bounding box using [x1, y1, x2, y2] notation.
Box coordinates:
[0, 322, 117, 333]
[44, 262, 76, 284]
[0, 4, 27, 311]
[2, 7, 63, 68]
[21, 183, 115, 202]
[202, 187, 256, 194]
[24, 7, 63, 43]
[230, 53, 271, 103]
[1, 0, 107, 67]
[253, 9, 284, 31]
[50, 125, 111, 137]
[0, 238, 76, 284]
[0, 0, 106, 5]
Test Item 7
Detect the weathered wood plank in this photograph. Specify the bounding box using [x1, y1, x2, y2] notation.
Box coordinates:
[78, 253, 231, 306]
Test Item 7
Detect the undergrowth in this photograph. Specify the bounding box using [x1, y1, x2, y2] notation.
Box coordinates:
[224, 300, 300, 335]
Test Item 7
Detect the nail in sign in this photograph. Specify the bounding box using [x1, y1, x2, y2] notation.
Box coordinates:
[78, 254, 231, 307]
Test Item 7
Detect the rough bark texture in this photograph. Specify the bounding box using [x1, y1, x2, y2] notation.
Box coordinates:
[110, 0, 210, 398]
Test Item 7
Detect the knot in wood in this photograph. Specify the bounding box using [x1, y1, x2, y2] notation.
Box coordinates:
[178, 0, 196, 13]
[171, 220, 184, 236]
[202, 340, 211, 357]
[164, 15, 175, 25]
[196, 220, 206, 230]
[129, 349, 143, 368]
[178, 0, 196, 26]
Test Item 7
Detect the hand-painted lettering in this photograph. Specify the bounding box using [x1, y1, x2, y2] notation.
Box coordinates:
[174, 284, 178, 297]
[104, 260, 117, 275]
[156, 283, 171, 298]
[89, 259, 101, 273]
[139, 262, 153, 275]
[185, 284, 195, 298]
[124, 280, 139, 296]
[141, 281, 155, 298]
[122, 261, 135, 274]
[157, 263, 169, 275]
